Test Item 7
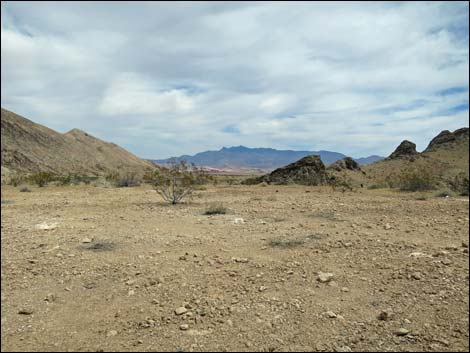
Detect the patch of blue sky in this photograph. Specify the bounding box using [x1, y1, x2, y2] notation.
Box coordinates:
[437, 86, 469, 96]
[222, 124, 240, 134]
[374, 99, 429, 115]
[171, 84, 205, 95]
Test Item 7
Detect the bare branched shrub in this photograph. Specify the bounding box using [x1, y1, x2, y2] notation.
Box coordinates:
[151, 160, 199, 204]
[19, 186, 31, 192]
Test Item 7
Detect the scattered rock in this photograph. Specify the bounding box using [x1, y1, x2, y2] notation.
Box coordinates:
[411, 272, 423, 280]
[35, 222, 58, 230]
[18, 308, 33, 315]
[175, 307, 188, 316]
[179, 324, 189, 331]
[325, 311, 337, 318]
[44, 293, 56, 302]
[233, 218, 245, 224]
[317, 272, 335, 283]
[394, 328, 410, 336]
[441, 258, 452, 265]
[81, 237, 92, 243]
[107, 330, 118, 337]
[409, 252, 430, 258]
[377, 309, 393, 321]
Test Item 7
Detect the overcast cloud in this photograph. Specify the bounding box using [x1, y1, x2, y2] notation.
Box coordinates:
[1, 1, 468, 158]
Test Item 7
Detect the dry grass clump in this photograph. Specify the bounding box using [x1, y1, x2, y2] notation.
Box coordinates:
[204, 203, 227, 215]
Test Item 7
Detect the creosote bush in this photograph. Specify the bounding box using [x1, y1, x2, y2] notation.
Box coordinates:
[150, 160, 200, 204]
[449, 173, 469, 196]
[27, 172, 55, 187]
[398, 168, 437, 192]
[106, 171, 142, 187]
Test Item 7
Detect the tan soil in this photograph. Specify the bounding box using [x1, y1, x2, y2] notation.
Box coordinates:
[1, 184, 469, 352]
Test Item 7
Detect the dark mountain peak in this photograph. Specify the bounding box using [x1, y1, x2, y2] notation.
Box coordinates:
[388, 140, 418, 159]
[424, 127, 469, 152]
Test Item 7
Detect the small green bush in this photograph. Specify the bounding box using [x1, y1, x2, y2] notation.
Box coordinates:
[115, 173, 142, 187]
[10, 175, 24, 187]
[436, 189, 453, 198]
[398, 169, 436, 192]
[449, 173, 469, 196]
[27, 172, 56, 187]
[106, 171, 141, 187]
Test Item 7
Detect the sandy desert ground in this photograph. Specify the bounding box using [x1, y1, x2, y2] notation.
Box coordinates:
[1, 184, 469, 352]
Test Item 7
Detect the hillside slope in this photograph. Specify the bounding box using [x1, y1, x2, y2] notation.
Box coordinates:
[363, 128, 469, 186]
[1, 108, 154, 176]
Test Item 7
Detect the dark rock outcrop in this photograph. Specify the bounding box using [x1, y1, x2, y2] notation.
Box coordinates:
[327, 157, 362, 172]
[424, 128, 469, 152]
[387, 140, 419, 159]
[243, 155, 330, 185]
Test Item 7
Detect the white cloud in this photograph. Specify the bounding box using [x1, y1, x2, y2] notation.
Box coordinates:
[99, 73, 198, 116]
[1, 1, 468, 158]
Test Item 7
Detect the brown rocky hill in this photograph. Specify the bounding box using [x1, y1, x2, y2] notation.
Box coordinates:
[363, 127, 469, 186]
[1, 108, 155, 176]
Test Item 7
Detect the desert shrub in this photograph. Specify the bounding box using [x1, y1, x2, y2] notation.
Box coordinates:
[398, 169, 436, 192]
[115, 172, 142, 187]
[367, 183, 388, 190]
[203, 203, 227, 215]
[436, 189, 453, 197]
[143, 169, 158, 184]
[329, 175, 354, 192]
[27, 172, 55, 187]
[449, 173, 469, 196]
[19, 186, 31, 192]
[10, 174, 24, 187]
[105, 171, 120, 183]
[151, 160, 198, 204]
[269, 236, 305, 248]
[105, 171, 141, 187]
[226, 178, 237, 186]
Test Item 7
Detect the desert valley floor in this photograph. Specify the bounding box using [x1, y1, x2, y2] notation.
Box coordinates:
[1, 184, 469, 352]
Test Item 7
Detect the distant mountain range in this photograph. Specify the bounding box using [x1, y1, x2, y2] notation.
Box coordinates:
[152, 146, 384, 171]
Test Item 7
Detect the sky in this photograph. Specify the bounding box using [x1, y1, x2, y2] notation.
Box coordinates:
[1, 1, 469, 159]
